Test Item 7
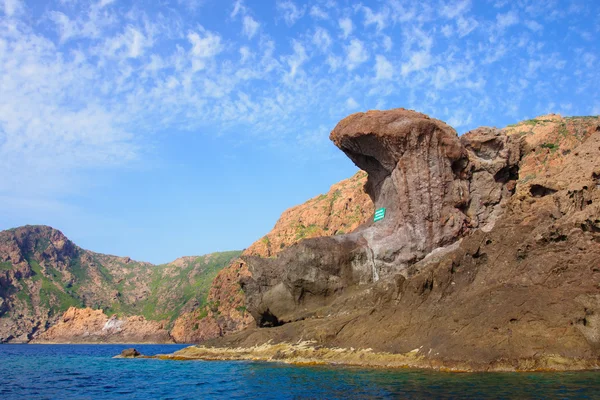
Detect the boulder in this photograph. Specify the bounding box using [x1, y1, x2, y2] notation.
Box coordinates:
[120, 348, 141, 358]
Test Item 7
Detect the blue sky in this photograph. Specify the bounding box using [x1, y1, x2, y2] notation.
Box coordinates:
[0, 0, 598, 263]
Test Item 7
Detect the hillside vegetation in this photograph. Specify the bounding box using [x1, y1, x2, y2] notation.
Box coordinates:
[0, 225, 240, 342]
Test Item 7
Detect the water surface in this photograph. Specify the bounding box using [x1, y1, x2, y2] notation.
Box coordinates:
[1, 344, 599, 399]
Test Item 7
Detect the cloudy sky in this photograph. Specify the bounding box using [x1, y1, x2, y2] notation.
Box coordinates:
[0, 0, 598, 263]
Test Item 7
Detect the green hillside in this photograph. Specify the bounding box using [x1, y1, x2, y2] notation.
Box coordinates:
[0, 225, 241, 342]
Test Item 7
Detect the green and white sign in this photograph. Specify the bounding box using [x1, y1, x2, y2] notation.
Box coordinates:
[374, 207, 386, 222]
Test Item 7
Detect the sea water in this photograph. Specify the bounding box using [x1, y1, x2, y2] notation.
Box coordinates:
[1, 344, 599, 399]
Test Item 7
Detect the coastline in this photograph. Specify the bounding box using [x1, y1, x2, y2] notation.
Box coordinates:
[26, 341, 178, 345]
[144, 342, 600, 373]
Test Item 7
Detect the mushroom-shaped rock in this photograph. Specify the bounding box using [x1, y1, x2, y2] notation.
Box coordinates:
[242, 108, 521, 327]
[331, 109, 469, 270]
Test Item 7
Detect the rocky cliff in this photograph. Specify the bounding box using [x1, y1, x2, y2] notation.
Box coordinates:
[200, 110, 600, 371]
[170, 171, 373, 342]
[32, 307, 172, 343]
[0, 225, 240, 343]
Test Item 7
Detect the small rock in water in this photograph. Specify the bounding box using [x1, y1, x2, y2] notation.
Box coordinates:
[120, 348, 141, 358]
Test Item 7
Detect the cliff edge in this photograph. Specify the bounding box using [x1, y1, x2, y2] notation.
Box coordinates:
[198, 110, 600, 371]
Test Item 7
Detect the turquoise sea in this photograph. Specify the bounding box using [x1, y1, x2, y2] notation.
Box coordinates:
[1, 344, 600, 399]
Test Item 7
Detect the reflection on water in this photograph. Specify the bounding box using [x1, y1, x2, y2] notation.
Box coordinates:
[0, 344, 598, 399]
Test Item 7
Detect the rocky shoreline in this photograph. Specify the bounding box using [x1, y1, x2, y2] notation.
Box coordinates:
[119, 343, 600, 373]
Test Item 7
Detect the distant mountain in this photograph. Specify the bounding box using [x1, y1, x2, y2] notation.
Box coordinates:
[0, 225, 240, 342]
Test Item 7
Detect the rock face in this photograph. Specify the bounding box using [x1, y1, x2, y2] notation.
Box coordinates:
[171, 172, 373, 342]
[32, 307, 172, 343]
[245, 171, 372, 257]
[0, 225, 240, 343]
[243, 109, 521, 326]
[208, 111, 600, 371]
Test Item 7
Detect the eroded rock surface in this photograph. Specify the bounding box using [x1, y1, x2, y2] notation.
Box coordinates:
[211, 111, 600, 371]
[243, 109, 521, 326]
[32, 307, 173, 343]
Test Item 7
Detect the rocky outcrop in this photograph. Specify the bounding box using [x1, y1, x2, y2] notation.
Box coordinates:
[243, 109, 521, 326]
[32, 307, 173, 343]
[172, 172, 373, 341]
[203, 111, 600, 371]
[170, 259, 253, 343]
[244, 171, 372, 256]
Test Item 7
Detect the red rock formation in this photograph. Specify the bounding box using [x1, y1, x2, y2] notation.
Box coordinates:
[208, 111, 600, 371]
[32, 307, 172, 343]
[245, 171, 372, 257]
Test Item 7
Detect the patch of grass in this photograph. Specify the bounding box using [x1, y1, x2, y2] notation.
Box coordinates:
[0, 261, 13, 271]
[28, 258, 42, 282]
[39, 278, 82, 313]
[331, 189, 342, 202]
[295, 223, 320, 240]
[137, 250, 242, 322]
[557, 122, 569, 138]
[541, 142, 558, 151]
[16, 286, 33, 311]
[236, 305, 247, 314]
[68, 254, 89, 283]
[261, 236, 270, 246]
[197, 308, 209, 319]
[34, 238, 50, 254]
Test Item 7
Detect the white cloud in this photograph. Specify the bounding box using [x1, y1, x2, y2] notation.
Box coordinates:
[345, 39, 368, 70]
[524, 20, 543, 32]
[49, 11, 77, 42]
[339, 17, 353, 38]
[346, 97, 359, 110]
[362, 6, 386, 31]
[401, 51, 432, 76]
[496, 11, 519, 29]
[231, 0, 244, 18]
[582, 52, 596, 69]
[243, 15, 259, 39]
[239, 46, 252, 63]
[447, 110, 473, 127]
[188, 29, 223, 71]
[0, 24, 137, 196]
[374, 55, 393, 80]
[277, 0, 305, 26]
[312, 27, 331, 52]
[441, 24, 453, 37]
[456, 16, 478, 37]
[310, 5, 328, 19]
[1, 0, 23, 16]
[382, 35, 393, 51]
[104, 26, 153, 59]
[98, 0, 116, 8]
[440, 0, 471, 19]
[284, 40, 307, 79]
[326, 54, 342, 72]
